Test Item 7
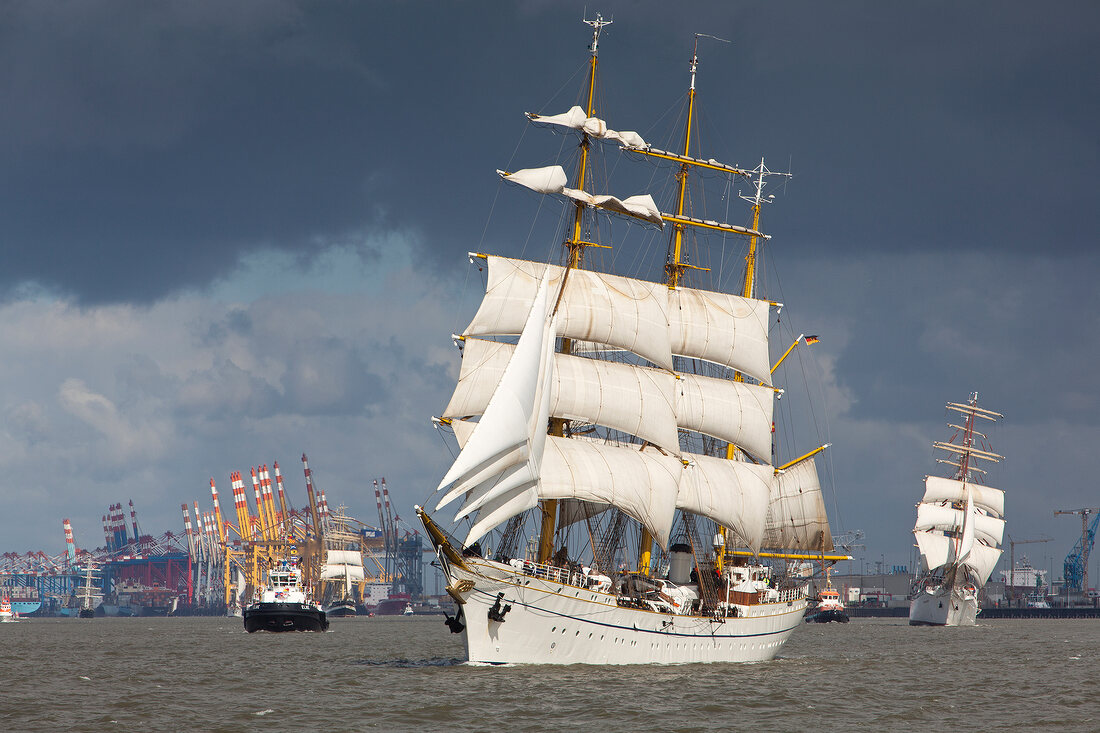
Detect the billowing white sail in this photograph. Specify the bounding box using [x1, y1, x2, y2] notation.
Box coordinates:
[965, 542, 1003, 586]
[446, 337, 775, 462]
[914, 503, 1005, 546]
[320, 550, 366, 581]
[913, 529, 1003, 585]
[956, 491, 976, 563]
[669, 288, 773, 385]
[464, 256, 674, 370]
[675, 375, 773, 462]
[464, 256, 775, 380]
[762, 457, 834, 552]
[453, 416, 781, 553]
[444, 338, 680, 455]
[526, 105, 648, 148]
[922, 475, 1004, 518]
[539, 437, 681, 550]
[676, 455, 773, 553]
[914, 530, 951, 573]
[556, 498, 610, 528]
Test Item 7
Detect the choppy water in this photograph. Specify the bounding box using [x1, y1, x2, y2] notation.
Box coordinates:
[1, 615, 1096, 732]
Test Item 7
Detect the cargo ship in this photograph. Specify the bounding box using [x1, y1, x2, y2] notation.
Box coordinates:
[3, 586, 41, 616]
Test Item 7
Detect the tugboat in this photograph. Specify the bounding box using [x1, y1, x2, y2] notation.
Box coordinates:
[0, 595, 20, 623]
[243, 558, 329, 633]
[806, 569, 850, 623]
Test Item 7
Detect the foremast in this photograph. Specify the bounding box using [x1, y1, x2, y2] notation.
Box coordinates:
[537, 12, 611, 565]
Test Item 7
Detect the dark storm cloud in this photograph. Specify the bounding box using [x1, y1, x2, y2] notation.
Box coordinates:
[0, 1, 390, 303]
[1, 1, 1095, 304]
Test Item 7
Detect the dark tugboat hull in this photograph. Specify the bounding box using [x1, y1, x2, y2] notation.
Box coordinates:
[326, 604, 358, 617]
[243, 602, 329, 632]
[805, 609, 849, 623]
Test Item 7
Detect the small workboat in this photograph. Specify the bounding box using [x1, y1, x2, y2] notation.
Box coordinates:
[243, 558, 329, 633]
[806, 570, 849, 623]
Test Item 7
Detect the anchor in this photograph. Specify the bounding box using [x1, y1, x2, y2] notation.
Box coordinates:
[443, 605, 465, 634]
[487, 592, 512, 622]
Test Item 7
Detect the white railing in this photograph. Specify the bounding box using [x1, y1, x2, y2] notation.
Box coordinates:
[514, 559, 585, 588]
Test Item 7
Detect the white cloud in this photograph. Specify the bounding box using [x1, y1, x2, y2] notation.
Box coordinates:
[0, 245, 465, 552]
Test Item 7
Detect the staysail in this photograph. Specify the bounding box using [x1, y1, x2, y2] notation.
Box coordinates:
[436, 272, 557, 546]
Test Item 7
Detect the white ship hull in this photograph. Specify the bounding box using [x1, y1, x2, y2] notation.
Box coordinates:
[445, 557, 806, 665]
[908, 585, 978, 626]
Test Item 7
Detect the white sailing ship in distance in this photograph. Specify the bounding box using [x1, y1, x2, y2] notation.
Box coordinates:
[320, 549, 366, 615]
[909, 394, 1005, 626]
[419, 15, 847, 665]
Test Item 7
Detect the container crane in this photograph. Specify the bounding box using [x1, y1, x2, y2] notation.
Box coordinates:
[1055, 507, 1100, 596]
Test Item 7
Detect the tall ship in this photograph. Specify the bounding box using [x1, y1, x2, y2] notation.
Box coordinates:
[909, 394, 1005, 626]
[320, 549, 365, 617]
[418, 16, 845, 665]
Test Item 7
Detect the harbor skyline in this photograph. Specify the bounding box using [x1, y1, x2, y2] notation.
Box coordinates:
[0, 1, 1097, 575]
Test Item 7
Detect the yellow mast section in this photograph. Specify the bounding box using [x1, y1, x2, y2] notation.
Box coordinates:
[537, 14, 609, 565]
[640, 35, 710, 576]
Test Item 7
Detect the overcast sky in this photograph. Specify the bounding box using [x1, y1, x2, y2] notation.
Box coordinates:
[1, 1, 1097, 580]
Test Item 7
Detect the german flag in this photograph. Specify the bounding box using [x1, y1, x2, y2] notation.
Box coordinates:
[804, 335, 820, 344]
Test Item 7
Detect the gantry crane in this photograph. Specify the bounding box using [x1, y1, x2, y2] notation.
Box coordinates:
[1055, 507, 1100, 596]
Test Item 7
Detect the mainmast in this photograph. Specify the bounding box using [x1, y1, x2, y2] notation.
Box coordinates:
[536, 12, 611, 565]
[935, 393, 1004, 482]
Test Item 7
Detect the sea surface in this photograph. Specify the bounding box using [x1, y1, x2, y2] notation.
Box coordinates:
[1, 614, 1096, 732]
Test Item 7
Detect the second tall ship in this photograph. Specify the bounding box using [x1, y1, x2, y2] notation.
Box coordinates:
[909, 394, 1005, 626]
[418, 16, 845, 665]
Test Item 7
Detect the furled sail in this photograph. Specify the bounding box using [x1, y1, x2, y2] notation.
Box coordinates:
[464, 256, 774, 380]
[500, 167, 663, 226]
[922, 475, 1004, 518]
[526, 105, 648, 149]
[497, 165, 567, 194]
[761, 457, 834, 552]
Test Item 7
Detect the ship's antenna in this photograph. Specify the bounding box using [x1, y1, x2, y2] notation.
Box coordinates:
[690, 33, 730, 91]
[739, 158, 790, 210]
[583, 12, 612, 56]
